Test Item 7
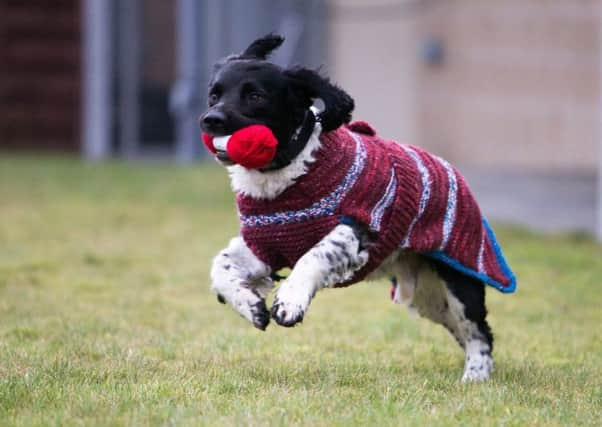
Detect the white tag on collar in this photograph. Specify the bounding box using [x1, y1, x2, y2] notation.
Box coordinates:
[213, 135, 231, 151]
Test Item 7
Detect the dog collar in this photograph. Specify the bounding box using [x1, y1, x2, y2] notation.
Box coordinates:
[261, 109, 317, 171]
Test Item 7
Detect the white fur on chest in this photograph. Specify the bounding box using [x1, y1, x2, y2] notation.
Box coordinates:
[227, 123, 322, 200]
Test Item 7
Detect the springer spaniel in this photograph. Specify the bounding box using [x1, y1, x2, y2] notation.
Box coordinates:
[200, 34, 516, 382]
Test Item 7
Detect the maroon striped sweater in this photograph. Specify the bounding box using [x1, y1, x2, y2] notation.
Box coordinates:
[237, 122, 516, 292]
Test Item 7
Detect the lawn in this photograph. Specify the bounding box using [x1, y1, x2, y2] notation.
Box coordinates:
[0, 155, 601, 426]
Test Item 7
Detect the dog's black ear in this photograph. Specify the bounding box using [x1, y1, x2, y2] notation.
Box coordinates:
[285, 67, 354, 132]
[213, 34, 284, 73]
[239, 33, 285, 60]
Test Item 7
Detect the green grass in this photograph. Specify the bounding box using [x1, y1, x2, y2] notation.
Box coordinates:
[0, 155, 601, 426]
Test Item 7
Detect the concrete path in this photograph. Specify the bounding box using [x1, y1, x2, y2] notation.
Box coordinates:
[461, 169, 598, 235]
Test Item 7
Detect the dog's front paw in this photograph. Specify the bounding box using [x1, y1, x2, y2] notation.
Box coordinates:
[271, 297, 306, 327]
[270, 280, 312, 327]
[233, 288, 270, 331]
[249, 297, 270, 330]
[212, 283, 270, 330]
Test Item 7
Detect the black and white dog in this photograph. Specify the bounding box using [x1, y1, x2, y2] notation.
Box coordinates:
[201, 34, 500, 382]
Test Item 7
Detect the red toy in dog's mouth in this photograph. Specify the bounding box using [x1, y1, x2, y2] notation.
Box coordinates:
[202, 125, 278, 169]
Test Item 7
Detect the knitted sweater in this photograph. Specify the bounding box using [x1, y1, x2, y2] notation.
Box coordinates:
[237, 122, 516, 293]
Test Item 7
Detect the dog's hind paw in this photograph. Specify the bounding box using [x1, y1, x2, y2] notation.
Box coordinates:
[461, 353, 494, 383]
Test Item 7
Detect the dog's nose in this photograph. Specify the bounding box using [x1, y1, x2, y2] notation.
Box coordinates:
[201, 110, 226, 132]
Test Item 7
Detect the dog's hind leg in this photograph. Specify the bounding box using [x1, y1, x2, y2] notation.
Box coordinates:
[409, 259, 494, 382]
[271, 224, 369, 327]
[436, 262, 494, 382]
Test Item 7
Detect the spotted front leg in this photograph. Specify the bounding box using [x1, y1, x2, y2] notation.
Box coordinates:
[210, 236, 273, 330]
[271, 224, 369, 327]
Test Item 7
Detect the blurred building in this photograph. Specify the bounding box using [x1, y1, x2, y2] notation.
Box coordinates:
[0, 0, 81, 151]
[332, 0, 600, 171]
[0, 0, 601, 238]
[329, 0, 601, 236]
[0, 0, 325, 159]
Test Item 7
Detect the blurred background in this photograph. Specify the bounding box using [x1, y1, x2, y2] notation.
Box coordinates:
[0, 0, 601, 240]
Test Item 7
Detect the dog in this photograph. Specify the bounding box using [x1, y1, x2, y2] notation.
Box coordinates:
[200, 34, 516, 382]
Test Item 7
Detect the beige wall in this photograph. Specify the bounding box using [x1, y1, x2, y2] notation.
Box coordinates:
[328, 0, 419, 144]
[328, 0, 600, 173]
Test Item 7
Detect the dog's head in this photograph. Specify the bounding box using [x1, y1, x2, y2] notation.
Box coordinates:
[199, 34, 354, 170]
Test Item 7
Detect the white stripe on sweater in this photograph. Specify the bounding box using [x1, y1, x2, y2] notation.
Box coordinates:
[435, 156, 458, 250]
[477, 234, 486, 273]
[370, 168, 397, 231]
[401, 146, 431, 248]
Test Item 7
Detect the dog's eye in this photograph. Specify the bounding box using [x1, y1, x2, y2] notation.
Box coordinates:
[208, 93, 219, 106]
[247, 92, 265, 104]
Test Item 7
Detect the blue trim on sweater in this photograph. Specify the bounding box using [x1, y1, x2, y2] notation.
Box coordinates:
[339, 215, 358, 227]
[424, 218, 517, 293]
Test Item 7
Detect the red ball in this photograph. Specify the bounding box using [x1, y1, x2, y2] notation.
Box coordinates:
[201, 133, 217, 154]
[226, 125, 278, 169]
